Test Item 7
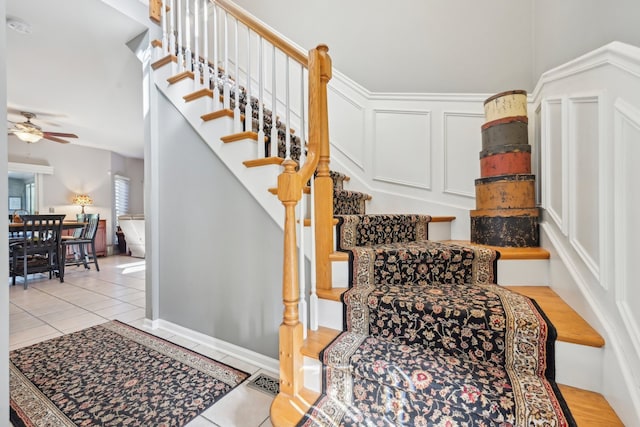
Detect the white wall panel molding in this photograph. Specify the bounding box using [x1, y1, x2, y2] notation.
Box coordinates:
[368, 92, 489, 103]
[327, 84, 366, 170]
[532, 103, 543, 206]
[541, 98, 567, 234]
[567, 94, 601, 282]
[613, 98, 640, 387]
[442, 112, 483, 198]
[532, 42, 640, 100]
[372, 109, 432, 190]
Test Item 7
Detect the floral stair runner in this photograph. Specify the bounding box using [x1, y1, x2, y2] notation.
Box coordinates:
[298, 214, 575, 426]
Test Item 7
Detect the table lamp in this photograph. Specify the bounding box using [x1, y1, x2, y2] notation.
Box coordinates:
[73, 194, 93, 221]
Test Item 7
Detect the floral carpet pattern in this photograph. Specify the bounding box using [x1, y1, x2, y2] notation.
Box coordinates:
[10, 321, 249, 427]
[299, 215, 574, 426]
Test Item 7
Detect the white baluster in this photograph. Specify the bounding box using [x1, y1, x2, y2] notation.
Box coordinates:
[184, 0, 192, 73]
[193, 0, 200, 88]
[169, 0, 176, 73]
[233, 18, 241, 133]
[160, 0, 167, 60]
[257, 37, 265, 157]
[300, 63, 306, 163]
[244, 27, 252, 134]
[212, 5, 220, 110]
[285, 58, 290, 159]
[202, 0, 210, 92]
[298, 70, 308, 337]
[309, 176, 318, 331]
[298, 198, 307, 339]
[223, 11, 230, 110]
[270, 45, 278, 158]
[177, 0, 184, 72]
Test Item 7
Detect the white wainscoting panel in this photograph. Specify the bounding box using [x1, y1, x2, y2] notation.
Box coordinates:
[614, 98, 640, 386]
[373, 109, 432, 190]
[568, 95, 600, 280]
[328, 85, 366, 169]
[533, 104, 542, 205]
[443, 112, 483, 198]
[543, 98, 566, 233]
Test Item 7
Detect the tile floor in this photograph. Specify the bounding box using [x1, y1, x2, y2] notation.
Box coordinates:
[9, 255, 276, 427]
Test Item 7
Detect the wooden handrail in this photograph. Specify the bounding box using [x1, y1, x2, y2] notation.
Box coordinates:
[214, 0, 308, 67]
[148, 0, 308, 66]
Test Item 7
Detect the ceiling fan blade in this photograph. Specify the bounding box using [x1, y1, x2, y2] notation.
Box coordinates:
[42, 135, 70, 144]
[44, 131, 78, 138]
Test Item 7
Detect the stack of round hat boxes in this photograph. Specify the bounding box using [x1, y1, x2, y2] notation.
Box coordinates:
[470, 90, 539, 247]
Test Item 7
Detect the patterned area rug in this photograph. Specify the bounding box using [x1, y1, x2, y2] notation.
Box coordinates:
[298, 239, 575, 426]
[10, 321, 249, 427]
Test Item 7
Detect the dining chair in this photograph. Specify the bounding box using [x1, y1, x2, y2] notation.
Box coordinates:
[10, 214, 65, 289]
[59, 214, 100, 282]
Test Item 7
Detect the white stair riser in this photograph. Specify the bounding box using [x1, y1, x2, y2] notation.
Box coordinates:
[555, 341, 603, 392]
[317, 298, 344, 331]
[331, 260, 349, 288]
[429, 221, 452, 241]
[497, 259, 549, 285]
[304, 357, 323, 393]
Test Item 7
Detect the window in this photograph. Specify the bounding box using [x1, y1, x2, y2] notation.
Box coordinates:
[25, 182, 35, 213]
[113, 175, 130, 243]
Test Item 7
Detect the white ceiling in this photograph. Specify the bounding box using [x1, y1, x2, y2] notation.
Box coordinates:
[6, 0, 148, 159]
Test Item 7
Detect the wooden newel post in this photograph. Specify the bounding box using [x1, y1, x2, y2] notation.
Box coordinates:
[277, 159, 304, 397]
[311, 45, 334, 291]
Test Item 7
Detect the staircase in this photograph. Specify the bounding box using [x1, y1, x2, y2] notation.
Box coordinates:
[147, 2, 626, 425]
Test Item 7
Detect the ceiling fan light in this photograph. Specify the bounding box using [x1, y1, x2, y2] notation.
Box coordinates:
[14, 131, 42, 143]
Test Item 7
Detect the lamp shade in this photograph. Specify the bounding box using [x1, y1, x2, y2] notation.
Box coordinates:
[72, 194, 93, 207]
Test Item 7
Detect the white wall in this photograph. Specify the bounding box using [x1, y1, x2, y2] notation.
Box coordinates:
[533, 0, 640, 82]
[232, 0, 640, 94]
[231, 0, 534, 93]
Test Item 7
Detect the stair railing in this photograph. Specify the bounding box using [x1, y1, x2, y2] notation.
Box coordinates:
[150, 0, 334, 403]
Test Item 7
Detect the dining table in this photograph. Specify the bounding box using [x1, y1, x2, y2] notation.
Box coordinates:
[9, 221, 87, 233]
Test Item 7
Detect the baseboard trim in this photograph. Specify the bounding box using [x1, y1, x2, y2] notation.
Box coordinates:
[143, 318, 279, 373]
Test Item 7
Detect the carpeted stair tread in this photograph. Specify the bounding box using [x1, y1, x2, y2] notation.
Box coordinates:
[345, 241, 498, 293]
[345, 282, 533, 367]
[505, 286, 605, 347]
[445, 240, 550, 260]
[329, 170, 349, 190]
[306, 321, 570, 427]
[333, 190, 370, 215]
[321, 335, 519, 425]
[302, 332, 622, 426]
[335, 214, 431, 249]
[558, 384, 623, 426]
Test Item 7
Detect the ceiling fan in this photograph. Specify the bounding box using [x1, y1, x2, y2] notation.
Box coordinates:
[7, 111, 78, 144]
